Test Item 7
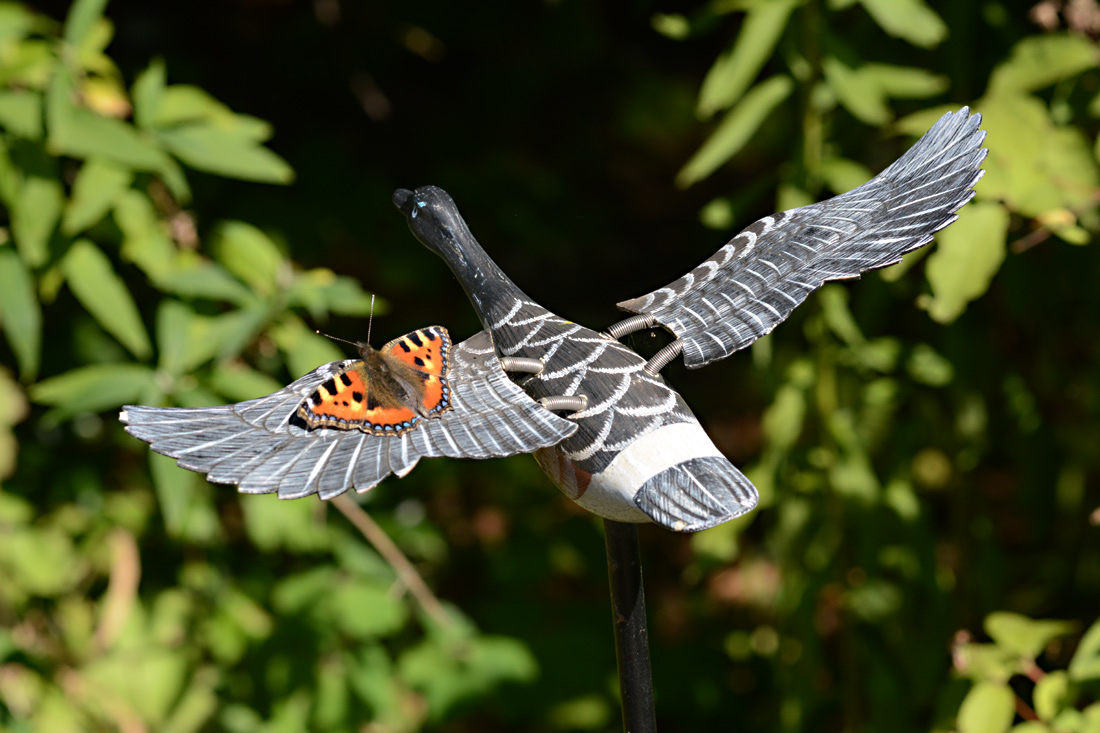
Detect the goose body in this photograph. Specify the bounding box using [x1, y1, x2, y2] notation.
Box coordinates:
[122, 108, 987, 533]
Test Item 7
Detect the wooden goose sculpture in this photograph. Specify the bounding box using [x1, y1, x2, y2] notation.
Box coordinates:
[122, 108, 986, 533]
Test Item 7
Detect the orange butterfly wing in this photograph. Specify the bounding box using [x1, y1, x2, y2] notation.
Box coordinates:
[380, 326, 453, 418]
[295, 326, 452, 435]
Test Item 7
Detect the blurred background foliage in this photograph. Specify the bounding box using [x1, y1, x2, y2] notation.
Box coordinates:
[0, 0, 1098, 730]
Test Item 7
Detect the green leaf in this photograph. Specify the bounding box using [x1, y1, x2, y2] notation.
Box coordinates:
[1069, 618, 1100, 681]
[62, 0, 108, 48]
[328, 581, 408, 639]
[241, 497, 329, 553]
[31, 363, 156, 419]
[156, 262, 255, 305]
[46, 67, 171, 172]
[132, 58, 166, 130]
[824, 56, 890, 125]
[959, 93, 1099, 218]
[0, 90, 42, 139]
[861, 63, 949, 99]
[152, 85, 271, 141]
[149, 452, 221, 544]
[677, 74, 793, 187]
[0, 3, 51, 45]
[922, 202, 1008, 323]
[819, 157, 872, 195]
[207, 363, 283, 402]
[114, 189, 177, 280]
[0, 527, 79, 596]
[697, 0, 796, 117]
[271, 316, 346, 378]
[63, 239, 152, 358]
[858, 0, 947, 49]
[1033, 670, 1071, 721]
[989, 33, 1100, 95]
[9, 169, 62, 268]
[985, 612, 1076, 660]
[63, 158, 133, 235]
[83, 646, 187, 727]
[156, 125, 293, 183]
[0, 248, 42, 378]
[957, 682, 1016, 733]
[212, 221, 285, 296]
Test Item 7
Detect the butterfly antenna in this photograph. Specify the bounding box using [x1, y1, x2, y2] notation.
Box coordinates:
[367, 294, 375, 346]
[314, 330, 359, 348]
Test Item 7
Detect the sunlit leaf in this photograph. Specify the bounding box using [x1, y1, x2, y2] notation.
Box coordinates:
[114, 189, 177, 280]
[1033, 670, 1071, 721]
[819, 157, 872, 195]
[46, 67, 170, 172]
[156, 262, 254, 304]
[149, 452, 221, 544]
[861, 63, 949, 98]
[212, 220, 285, 297]
[207, 363, 283, 402]
[957, 682, 1015, 733]
[1069, 618, 1100, 681]
[0, 248, 42, 378]
[329, 581, 408, 639]
[9, 170, 62, 268]
[0, 527, 80, 596]
[678, 74, 793, 187]
[131, 58, 165, 130]
[989, 33, 1100, 95]
[0, 37, 54, 89]
[63, 239, 152, 358]
[271, 316, 346, 378]
[859, 0, 947, 49]
[985, 612, 1075, 660]
[241, 497, 329, 553]
[947, 93, 1100, 218]
[0, 90, 42, 139]
[823, 56, 890, 125]
[697, 0, 796, 117]
[63, 158, 133, 235]
[83, 646, 188, 726]
[31, 363, 156, 418]
[156, 125, 293, 183]
[62, 0, 108, 48]
[922, 202, 1008, 323]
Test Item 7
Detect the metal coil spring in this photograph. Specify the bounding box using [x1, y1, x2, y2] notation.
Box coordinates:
[643, 339, 683, 375]
[539, 394, 588, 413]
[605, 314, 657, 340]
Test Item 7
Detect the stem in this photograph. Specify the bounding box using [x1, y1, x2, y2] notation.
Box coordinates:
[331, 494, 452, 629]
[604, 519, 657, 733]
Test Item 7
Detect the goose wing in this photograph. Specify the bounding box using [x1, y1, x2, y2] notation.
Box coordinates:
[617, 108, 987, 369]
[121, 331, 577, 500]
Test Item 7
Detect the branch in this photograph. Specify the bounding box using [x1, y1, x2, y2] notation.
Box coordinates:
[330, 495, 452, 628]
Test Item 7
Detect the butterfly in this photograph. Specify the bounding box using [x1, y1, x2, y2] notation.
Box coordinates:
[291, 326, 453, 435]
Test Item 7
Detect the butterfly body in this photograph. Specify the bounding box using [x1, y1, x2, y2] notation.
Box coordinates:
[294, 326, 453, 435]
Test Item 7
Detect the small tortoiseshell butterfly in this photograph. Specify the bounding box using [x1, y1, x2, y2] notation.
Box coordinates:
[293, 326, 453, 435]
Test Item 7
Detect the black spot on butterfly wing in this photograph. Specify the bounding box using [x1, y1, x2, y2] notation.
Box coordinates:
[321, 377, 338, 395]
[408, 332, 424, 348]
[398, 341, 411, 353]
[339, 373, 353, 387]
[352, 391, 364, 403]
[414, 356, 426, 367]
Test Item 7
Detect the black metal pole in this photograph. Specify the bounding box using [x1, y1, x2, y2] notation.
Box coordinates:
[603, 519, 657, 733]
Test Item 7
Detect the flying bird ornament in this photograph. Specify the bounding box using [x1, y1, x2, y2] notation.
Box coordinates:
[121, 108, 987, 532]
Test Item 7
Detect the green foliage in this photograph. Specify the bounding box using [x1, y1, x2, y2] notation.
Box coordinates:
[948, 612, 1100, 732]
[0, 0, 1098, 731]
